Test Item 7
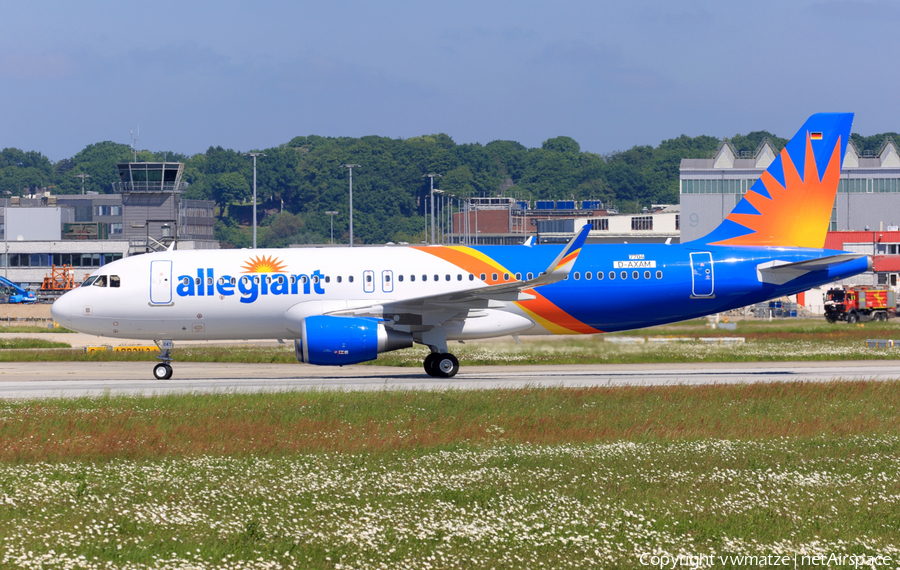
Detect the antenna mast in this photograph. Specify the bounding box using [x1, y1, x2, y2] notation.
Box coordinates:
[131, 126, 140, 162]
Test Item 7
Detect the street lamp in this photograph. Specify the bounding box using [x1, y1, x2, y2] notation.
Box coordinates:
[341, 164, 361, 247]
[325, 211, 338, 245]
[74, 173, 90, 195]
[422, 173, 442, 244]
[243, 152, 266, 249]
[434, 189, 445, 244]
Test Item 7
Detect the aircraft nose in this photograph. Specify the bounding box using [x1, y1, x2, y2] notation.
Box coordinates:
[50, 292, 74, 323]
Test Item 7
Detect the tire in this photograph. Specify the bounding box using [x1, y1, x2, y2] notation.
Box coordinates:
[876, 312, 887, 322]
[825, 315, 836, 324]
[153, 363, 173, 380]
[434, 353, 460, 378]
[847, 313, 858, 324]
[423, 353, 439, 377]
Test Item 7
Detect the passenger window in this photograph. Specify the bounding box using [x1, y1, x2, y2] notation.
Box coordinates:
[300, 276, 308, 284]
[597, 271, 604, 280]
[574, 272, 580, 280]
[527, 272, 534, 280]
[434, 274, 439, 281]
[585, 271, 592, 280]
[195, 277, 201, 286]
[469, 274, 475, 281]
[254, 276, 261, 284]
[609, 271, 616, 280]
[411, 275, 416, 282]
[621, 271, 627, 280]
[337, 276, 342, 283]
[644, 271, 650, 279]
[656, 270, 663, 279]
[457, 274, 462, 281]
[503, 273, 509, 281]
[632, 271, 639, 280]
[277, 276, 285, 284]
[423, 275, 428, 281]
[398, 275, 404, 282]
[515, 273, 521, 280]
[218, 277, 225, 285]
[208, 277, 213, 286]
[110, 275, 120, 288]
[492, 273, 498, 281]
[312, 276, 319, 284]
[385, 275, 391, 283]
[445, 274, 450, 281]
[480, 273, 486, 281]
[230, 277, 236, 285]
[325, 276, 331, 283]
[182, 277, 191, 286]
[93, 275, 107, 287]
[365, 274, 372, 283]
[348, 275, 354, 283]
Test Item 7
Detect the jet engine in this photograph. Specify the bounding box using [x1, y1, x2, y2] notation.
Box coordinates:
[294, 315, 412, 366]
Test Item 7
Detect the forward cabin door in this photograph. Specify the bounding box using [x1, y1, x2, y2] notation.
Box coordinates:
[690, 252, 714, 297]
[149, 260, 173, 305]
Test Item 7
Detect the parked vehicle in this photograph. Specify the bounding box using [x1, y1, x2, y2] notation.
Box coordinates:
[824, 286, 896, 323]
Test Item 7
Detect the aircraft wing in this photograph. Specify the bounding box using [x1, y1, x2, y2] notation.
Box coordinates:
[327, 224, 592, 325]
[756, 253, 869, 285]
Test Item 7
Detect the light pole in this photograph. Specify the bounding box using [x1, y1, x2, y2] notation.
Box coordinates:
[434, 189, 444, 244]
[422, 174, 442, 244]
[74, 173, 90, 195]
[325, 211, 338, 245]
[341, 164, 360, 247]
[244, 152, 266, 249]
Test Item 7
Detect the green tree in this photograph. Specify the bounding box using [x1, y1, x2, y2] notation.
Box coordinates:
[211, 172, 250, 215]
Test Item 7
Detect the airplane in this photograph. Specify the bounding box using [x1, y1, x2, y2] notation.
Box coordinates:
[51, 113, 869, 380]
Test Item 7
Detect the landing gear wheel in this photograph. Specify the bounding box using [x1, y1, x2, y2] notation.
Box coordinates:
[434, 353, 459, 378]
[153, 363, 173, 380]
[423, 353, 439, 377]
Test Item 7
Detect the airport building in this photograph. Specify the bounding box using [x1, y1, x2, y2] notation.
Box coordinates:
[0, 162, 217, 287]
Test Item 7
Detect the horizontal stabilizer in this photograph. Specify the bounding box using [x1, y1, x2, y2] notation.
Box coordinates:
[757, 253, 868, 285]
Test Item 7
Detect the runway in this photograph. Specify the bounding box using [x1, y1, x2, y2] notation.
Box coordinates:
[0, 360, 898, 398]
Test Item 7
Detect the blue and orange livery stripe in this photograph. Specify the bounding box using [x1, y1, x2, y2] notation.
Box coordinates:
[412, 245, 600, 335]
[555, 248, 581, 271]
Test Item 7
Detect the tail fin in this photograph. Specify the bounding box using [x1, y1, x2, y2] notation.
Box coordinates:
[697, 113, 853, 248]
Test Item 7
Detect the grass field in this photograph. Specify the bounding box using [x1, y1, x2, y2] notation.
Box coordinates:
[1, 383, 900, 568]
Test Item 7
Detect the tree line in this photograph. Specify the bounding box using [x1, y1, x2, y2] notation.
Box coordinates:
[1, 129, 897, 247]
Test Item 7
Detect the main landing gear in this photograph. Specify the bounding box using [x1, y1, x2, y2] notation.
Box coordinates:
[153, 340, 174, 380]
[423, 352, 459, 378]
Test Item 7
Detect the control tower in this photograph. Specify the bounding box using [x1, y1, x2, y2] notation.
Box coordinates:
[112, 162, 213, 253]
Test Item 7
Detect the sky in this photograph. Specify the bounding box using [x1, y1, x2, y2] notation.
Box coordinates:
[2, 0, 898, 161]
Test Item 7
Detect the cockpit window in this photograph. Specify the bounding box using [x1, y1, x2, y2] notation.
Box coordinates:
[82, 276, 98, 287]
[110, 275, 120, 288]
[93, 275, 107, 287]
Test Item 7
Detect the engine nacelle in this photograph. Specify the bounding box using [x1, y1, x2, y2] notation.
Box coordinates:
[294, 315, 412, 366]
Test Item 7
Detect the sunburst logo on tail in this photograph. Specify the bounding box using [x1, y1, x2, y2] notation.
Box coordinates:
[241, 255, 288, 273]
[711, 133, 843, 249]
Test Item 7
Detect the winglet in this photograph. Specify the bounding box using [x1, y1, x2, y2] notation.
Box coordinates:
[547, 224, 590, 275]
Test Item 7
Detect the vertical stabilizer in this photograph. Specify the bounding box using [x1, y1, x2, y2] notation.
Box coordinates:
[696, 113, 853, 248]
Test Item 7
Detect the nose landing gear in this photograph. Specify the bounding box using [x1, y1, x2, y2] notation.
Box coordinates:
[153, 340, 174, 380]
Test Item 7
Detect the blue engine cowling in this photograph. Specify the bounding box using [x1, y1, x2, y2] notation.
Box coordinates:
[295, 315, 412, 366]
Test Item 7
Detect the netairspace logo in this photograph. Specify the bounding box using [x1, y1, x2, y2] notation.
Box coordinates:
[639, 553, 893, 569]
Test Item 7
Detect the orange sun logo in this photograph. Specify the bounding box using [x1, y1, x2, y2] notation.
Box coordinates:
[241, 255, 288, 273]
[713, 133, 842, 249]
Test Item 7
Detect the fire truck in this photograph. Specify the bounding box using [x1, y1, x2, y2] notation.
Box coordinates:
[824, 286, 897, 323]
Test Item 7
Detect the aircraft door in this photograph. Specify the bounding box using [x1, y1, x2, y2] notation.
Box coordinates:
[363, 270, 375, 293]
[382, 270, 393, 293]
[150, 260, 173, 305]
[690, 252, 714, 297]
